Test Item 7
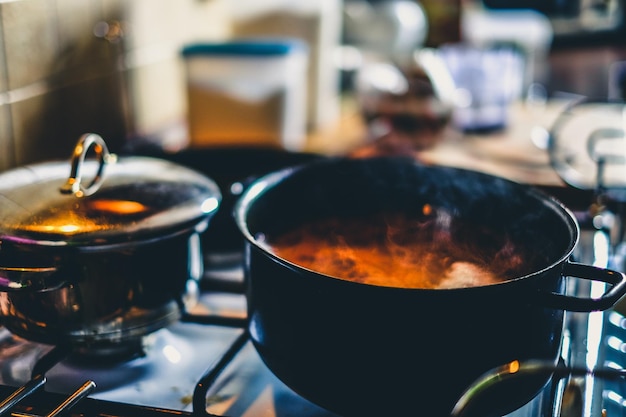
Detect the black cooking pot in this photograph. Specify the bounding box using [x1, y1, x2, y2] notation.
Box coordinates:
[234, 156, 626, 417]
[0, 134, 221, 347]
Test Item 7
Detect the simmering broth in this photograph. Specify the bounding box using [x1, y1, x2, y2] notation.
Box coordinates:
[261, 207, 541, 289]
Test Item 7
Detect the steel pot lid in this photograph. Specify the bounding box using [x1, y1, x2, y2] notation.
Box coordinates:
[0, 133, 221, 247]
[548, 97, 626, 200]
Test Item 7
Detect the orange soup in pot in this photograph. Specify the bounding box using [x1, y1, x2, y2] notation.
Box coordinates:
[261, 207, 540, 289]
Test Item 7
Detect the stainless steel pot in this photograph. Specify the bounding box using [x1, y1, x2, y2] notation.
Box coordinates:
[0, 134, 221, 347]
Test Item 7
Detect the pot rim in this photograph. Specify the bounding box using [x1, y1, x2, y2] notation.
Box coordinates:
[234, 157, 581, 291]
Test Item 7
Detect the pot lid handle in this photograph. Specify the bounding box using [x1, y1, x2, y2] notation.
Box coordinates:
[60, 133, 117, 197]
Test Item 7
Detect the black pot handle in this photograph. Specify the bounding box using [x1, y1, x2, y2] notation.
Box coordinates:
[537, 261, 626, 312]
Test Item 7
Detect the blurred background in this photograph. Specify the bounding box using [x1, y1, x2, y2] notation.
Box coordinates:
[0, 0, 624, 171]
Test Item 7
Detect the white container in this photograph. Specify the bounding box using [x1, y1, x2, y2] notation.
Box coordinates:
[227, 0, 342, 131]
[182, 40, 308, 151]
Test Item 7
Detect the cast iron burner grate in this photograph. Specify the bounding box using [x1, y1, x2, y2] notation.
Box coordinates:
[0, 310, 249, 417]
[0, 220, 622, 417]
[0, 308, 567, 417]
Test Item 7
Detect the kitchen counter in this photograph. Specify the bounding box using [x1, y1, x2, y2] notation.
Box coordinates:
[419, 100, 571, 187]
[306, 97, 574, 188]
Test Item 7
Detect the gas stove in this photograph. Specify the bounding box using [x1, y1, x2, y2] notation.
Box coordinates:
[0, 250, 346, 417]
[0, 212, 623, 417]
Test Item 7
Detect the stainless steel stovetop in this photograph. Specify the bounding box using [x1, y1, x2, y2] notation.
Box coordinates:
[0, 215, 624, 417]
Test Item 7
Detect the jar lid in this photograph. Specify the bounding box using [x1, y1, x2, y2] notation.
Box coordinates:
[0, 134, 221, 247]
[181, 39, 307, 57]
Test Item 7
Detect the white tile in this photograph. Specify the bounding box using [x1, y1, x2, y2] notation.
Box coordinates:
[177, 0, 231, 44]
[124, 0, 184, 51]
[0, 10, 7, 95]
[0, 104, 14, 171]
[55, 0, 100, 48]
[11, 76, 130, 167]
[100, 0, 123, 20]
[10, 93, 48, 166]
[128, 58, 186, 137]
[2, 0, 60, 89]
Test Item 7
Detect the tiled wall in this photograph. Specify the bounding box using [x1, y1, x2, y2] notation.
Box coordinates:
[0, 0, 230, 171]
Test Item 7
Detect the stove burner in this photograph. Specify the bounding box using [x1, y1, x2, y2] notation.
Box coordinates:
[1, 285, 198, 350]
[63, 332, 158, 365]
[0, 375, 95, 417]
[0, 216, 620, 417]
[44, 320, 243, 411]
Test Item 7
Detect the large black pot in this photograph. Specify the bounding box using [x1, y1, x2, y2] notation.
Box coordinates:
[234, 156, 626, 417]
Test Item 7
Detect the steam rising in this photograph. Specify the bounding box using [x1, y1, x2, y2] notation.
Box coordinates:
[264, 205, 535, 289]
[247, 157, 570, 289]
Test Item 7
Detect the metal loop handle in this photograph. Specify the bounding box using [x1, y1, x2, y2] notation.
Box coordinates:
[60, 133, 116, 197]
[538, 261, 626, 312]
[587, 127, 626, 165]
[451, 359, 626, 417]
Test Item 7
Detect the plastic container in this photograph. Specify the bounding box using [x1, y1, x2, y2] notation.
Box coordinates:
[182, 40, 308, 151]
[437, 44, 524, 132]
[227, 0, 342, 131]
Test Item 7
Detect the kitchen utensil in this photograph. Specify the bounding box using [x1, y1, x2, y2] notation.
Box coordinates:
[0, 133, 221, 347]
[548, 97, 626, 202]
[451, 359, 626, 417]
[182, 40, 308, 151]
[437, 43, 525, 132]
[234, 156, 626, 417]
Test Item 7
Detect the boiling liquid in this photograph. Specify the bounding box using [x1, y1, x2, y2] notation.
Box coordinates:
[263, 210, 537, 289]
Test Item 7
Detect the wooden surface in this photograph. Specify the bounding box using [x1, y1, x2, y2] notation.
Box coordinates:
[305, 97, 573, 187]
[419, 100, 572, 187]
